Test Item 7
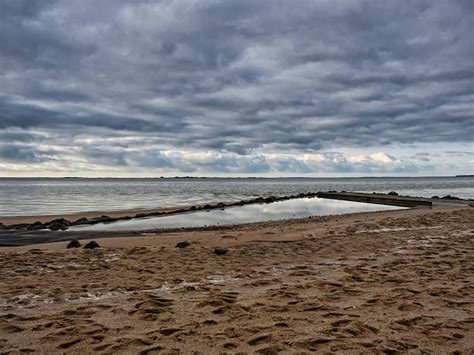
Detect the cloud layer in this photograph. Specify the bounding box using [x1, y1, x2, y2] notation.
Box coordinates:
[0, 0, 472, 176]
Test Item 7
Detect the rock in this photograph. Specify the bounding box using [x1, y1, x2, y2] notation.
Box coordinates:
[189, 205, 197, 211]
[26, 222, 45, 230]
[46, 218, 71, 231]
[175, 241, 190, 249]
[213, 247, 228, 256]
[83, 241, 100, 249]
[441, 195, 461, 200]
[431, 195, 440, 199]
[49, 218, 71, 226]
[72, 217, 89, 225]
[66, 239, 81, 248]
[388, 191, 398, 196]
[48, 222, 69, 231]
[265, 196, 278, 203]
[90, 215, 116, 223]
[216, 202, 226, 207]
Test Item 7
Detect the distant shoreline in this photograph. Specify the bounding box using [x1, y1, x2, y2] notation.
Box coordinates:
[0, 175, 465, 180]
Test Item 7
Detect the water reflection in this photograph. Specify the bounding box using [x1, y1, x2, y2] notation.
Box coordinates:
[70, 198, 405, 232]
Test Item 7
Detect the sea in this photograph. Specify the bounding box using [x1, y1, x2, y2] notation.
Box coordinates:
[0, 176, 472, 216]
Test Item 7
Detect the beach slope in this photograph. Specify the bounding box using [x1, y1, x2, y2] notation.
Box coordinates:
[0, 207, 473, 353]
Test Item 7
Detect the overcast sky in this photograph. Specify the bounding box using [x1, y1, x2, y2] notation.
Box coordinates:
[0, 0, 472, 177]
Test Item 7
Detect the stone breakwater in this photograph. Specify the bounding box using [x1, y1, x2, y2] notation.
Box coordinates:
[1, 191, 471, 232]
[0, 193, 319, 231]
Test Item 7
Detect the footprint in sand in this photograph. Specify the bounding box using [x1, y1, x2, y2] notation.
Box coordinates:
[130, 295, 174, 321]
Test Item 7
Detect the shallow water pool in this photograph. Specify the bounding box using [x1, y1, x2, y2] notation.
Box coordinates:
[69, 197, 405, 232]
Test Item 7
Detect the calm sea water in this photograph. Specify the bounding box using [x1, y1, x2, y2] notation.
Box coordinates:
[0, 177, 472, 216]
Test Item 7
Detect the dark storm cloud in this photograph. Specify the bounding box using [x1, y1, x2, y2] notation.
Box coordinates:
[0, 0, 472, 173]
[0, 144, 38, 163]
[0, 143, 58, 163]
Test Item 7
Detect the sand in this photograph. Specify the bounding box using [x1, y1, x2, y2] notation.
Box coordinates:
[0, 207, 473, 354]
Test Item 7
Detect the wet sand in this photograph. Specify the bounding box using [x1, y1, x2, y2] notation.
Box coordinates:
[0, 207, 473, 353]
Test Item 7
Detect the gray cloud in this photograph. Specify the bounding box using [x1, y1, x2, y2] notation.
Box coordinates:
[0, 0, 472, 175]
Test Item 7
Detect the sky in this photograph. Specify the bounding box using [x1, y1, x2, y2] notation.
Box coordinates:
[0, 0, 473, 177]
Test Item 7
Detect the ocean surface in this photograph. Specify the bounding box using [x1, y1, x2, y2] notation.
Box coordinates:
[0, 176, 472, 216]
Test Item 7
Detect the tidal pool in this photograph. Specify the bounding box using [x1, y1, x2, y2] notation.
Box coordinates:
[69, 197, 405, 232]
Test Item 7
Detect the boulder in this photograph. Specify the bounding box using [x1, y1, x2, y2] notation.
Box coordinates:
[441, 195, 461, 200]
[175, 241, 190, 249]
[265, 196, 278, 203]
[26, 222, 45, 230]
[46, 218, 71, 231]
[388, 191, 399, 196]
[72, 217, 90, 225]
[213, 247, 228, 256]
[83, 241, 100, 249]
[49, 218, 71, 226]
[48, 222, 69, 231]
[90, 215, 117, 223]
[66, 239, 81, 248]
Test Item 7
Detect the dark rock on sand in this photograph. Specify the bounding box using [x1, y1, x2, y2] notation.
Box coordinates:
[388, 191, 399, 196]
[83, 241, 100, 249]
[49, 218, 71, 225]
[48, 222, 69, 231]
[431, 195, 440, 199]
[175, 241, 191, 249]
[213, 247, 228, 256]
[46, 218, 71, 231]
[66, 239, 81, 248]
[90, 215, 117, 223]
[48, 223, 67, 231]
[72, 217, 90, 225]
[26, 222, 45, 230]
[441, 195, 461, 200]
[216, 202, 226, 207]
[265, 196, 278, 203]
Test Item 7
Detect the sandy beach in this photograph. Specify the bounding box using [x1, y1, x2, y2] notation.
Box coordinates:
[0, 206, 473, 354]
